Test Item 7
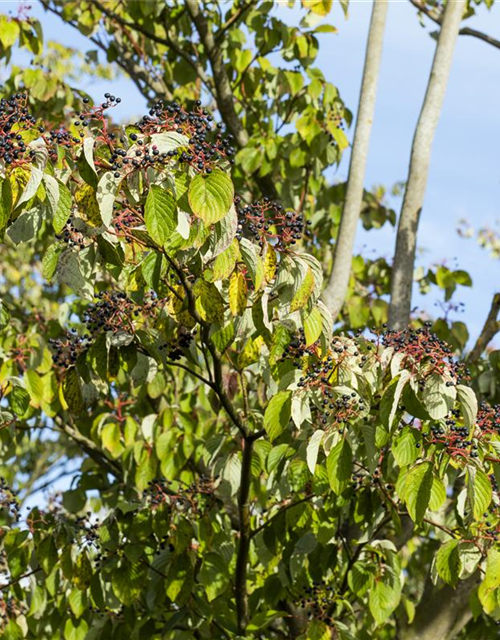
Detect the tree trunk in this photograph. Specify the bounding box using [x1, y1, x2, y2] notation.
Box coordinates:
[322, 0, 388, 321]
[388, 0, 466, 330]
[399, 574, 478, 640]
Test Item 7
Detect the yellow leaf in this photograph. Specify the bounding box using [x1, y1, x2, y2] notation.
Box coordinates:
[290, 267, 315, 312]
[194, 280, 225, 322]
[264, 245, 277, 282]
[229, 272, 248, 316]
[75, 182, 102, 227]
[302, 0, 333, 16]
[238, 336, 264, 369]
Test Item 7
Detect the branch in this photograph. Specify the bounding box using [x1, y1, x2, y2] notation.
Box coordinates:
[234, 436, 253, 634]
[215, 0, 254, 43]
[322, 0, 388, 321]
[389, 0, 466, 329]
[410, 0, 500, 50]
[185, 0, 249, 148]
[250, 495, 314, 539]
[467, 292, 500, 363]
[1, 568, 41, 591]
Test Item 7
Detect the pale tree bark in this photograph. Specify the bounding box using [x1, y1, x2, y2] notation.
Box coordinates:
[388, 0, 466, 330]
[399, 574, 478, 640]
[322, 0, 388, 320]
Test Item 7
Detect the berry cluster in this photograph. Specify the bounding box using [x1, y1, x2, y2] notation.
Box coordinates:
[477, 403, 500, 435]
[280, 328, 318, 366]
[159, 328, 194, 361]
[55, 220, 87, 249]
[0, 596, 27, 630]
[425, 409, 479, 459]
[49, 330, 90, 369]
[381, 324, 465, 382]
[144, 476, 214, 515]
[0, 478, 20, 522]
[0, 93, 38, 165]
[235, 196, 311, 250]
[112, 205, 144, 243]
[72, 512, 100, 550]
[298, 581, 334, 625]
[83, 290, 162, 336]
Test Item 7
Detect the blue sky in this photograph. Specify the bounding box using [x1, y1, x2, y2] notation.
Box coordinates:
[2, 0, 500, 344]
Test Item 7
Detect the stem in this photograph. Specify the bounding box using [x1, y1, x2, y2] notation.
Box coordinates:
[235, 436, 253, 634]
[467, 292, 500, 363]
[322, 0, 388, 321]
[389, 0, 466, 329]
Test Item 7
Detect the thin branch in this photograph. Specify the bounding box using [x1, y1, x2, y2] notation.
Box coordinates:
[216, 0, 255, 43]
[250, 495, 314, 539]
[467, 292, 500, 363]
[410, 0, 500, 50]
[1, 568, 41, 591]
[234, 436, 253, 634]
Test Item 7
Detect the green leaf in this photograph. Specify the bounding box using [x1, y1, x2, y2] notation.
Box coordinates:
[42, 243, 64, 281]
[436, 540, 460, 586]
[478, 548, 500, 612]
[392, 427, 420, 467]
[403, 461, 433, 524]
[7, 207, 42, 244]
[290, 267, 315, 313]
[303, 306, 322, 347]
[326, 438, 352, 495]
[144, 185, 178, 246]
[96, 171, 121, 228]
[16, 140, 48, 208]
[457, 384, 478, 429]
[112, 562, 143, 605]
[306, 429, 324, 474]
[62, 367, 85, 415]
[53, 181, 72, 233]
[420, 373, 456, 420]
[166, 553, 193, 604]
[239, 238, 264, 290]
[198, 552, 229, 601]
[264, 391, 293, 441]
[188, 169, 234, 224]
[150, 131, 189, 153]
[467, 466, 492, 520]
[10, 385, 30, 417]
[380, 370, 411, 430]
[369, 579, 401, 626]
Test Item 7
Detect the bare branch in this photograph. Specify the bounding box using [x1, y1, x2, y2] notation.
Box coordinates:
[467, 292, 500, 363]
[410, 0, 500, 51]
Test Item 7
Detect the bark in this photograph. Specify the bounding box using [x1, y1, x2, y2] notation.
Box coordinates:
[399, 574, 478, 640]
[467, 292, 500, 363]
[322, 0, 388, 320]
[388, 0, 466, 329]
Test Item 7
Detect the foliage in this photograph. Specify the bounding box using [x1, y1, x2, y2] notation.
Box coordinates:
[0, 3, 499, 640]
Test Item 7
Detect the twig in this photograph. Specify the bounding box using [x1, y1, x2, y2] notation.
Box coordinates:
[467, 293, 500, 363]
[1, 568, 41, 591]
[409, 0, 500, 50]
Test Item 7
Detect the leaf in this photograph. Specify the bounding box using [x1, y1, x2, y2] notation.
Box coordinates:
[302, 0, 333, 16]
[290, 267, 315, 312]
[420, 373, 456, 420]
[166, 553, 193, 604]
[53, 180, 72, 233]
[210, 239, 239, 281]
[264, 391, 293, 442]
[369, 580, 400, 626]
[150, 131, 189, 154]
[188, 169, 234, 224]
[303, 306, 322, 347]
[16, 140, 48, 208]
[83, 137, 97, 174]
[10, 386, 30, 417]
[326, 438, 352, 494]
[264, 245, 277, 282]
[144, 185, 178, 246]
[380, 370, 411, 430]
[478, 548, 500, 612]
[436, 540, 460, 586]
[403, 462, 433, 525]
[57, 248, 95, 300]
[457, 384, 478, 429]
[306, 429, 324, 474]
[7, 207, 42, 243]
[392, 427, 420, 467]
[62, 368, 85, 415]
[42, 243, 64, 281]
[198, 552, 229, 601]
[96, 171, 121, 228]
[239, 238, 264, 290]
[467, 466, 492, 520]
[193, 280, 225, 322]
[112, 562, 143, 605]
[73, 552, 92, 590]
[43, 174, 60, 216]
[229, 271, 248, 316]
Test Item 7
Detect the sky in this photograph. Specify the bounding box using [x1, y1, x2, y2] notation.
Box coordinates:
[1, 0, 499, 345]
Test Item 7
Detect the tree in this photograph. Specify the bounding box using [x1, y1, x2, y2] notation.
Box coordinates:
[1, 2, 500, 640]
